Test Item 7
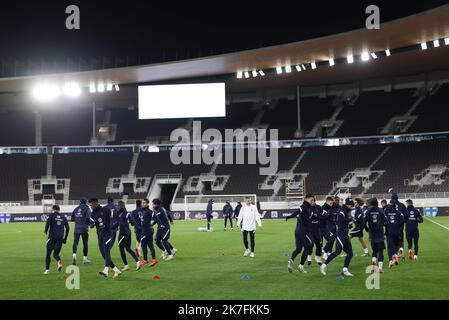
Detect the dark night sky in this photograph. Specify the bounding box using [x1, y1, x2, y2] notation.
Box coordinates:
[0, 0, 448, 65]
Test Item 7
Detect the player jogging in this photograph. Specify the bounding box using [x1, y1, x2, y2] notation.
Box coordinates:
[364, 198, 387, 273]
[117, 201, 140, 271]
[43, 205, 69, 275]
[136, 198, 158, 269]
[404, 199, 423, 260]
[349, 198, 369, 256]
[71, 198, 91, 265]
[152, 198, 176, 261]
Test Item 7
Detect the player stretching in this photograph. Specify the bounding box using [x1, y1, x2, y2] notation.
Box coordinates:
[349, 198, 369, 256]
[71, 198, 91, 265]
[117, 201, 140, 271]
[152, 199, 176, 261]
[385, 201, 404, 268]
[404, 199, 423, 260]
[364, 198, 387, 273]
[137, 198, 158, 269]
[320, 198, 355, 277]
[286, 194, 314, 273]
[237, 196, 262, 258]
[44, 205, 69, 275]
[223, 201, 234, 231]
[88, 198, 122, 279]
[131, 200, 143, 258]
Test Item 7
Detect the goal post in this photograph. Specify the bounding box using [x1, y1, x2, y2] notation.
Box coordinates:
[184, 194, 257, 220]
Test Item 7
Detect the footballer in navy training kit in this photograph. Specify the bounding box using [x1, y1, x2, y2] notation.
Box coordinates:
[205, 199, 214, 232]
[136, 198, 159, 270]
[307, 198, 326, 266]
[223, 201, 234, 231]
[320, 196, 334, 261]
[71, 197, 91, 265]
[88, 198, 122, 279]
[385, 200, 405, 268]
[349, 198, 369, 257]
[320, 198, 356, 277]
[390, 193, 407, 259]
[152, 198, 177, 261]
[404, 199, 423, 260]
[116, 201, 141, 271]
[323, 196, 341, 258]
[286, 193, 314, 273]
[44, 205, 69, 275]
[131, 199, 143, 258]
[364, 198, 388, 273]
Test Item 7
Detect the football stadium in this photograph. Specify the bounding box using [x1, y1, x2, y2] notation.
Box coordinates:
[1, 1, 449, 305]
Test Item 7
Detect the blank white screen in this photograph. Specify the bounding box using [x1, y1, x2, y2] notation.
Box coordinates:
[138, 83, 226, 119]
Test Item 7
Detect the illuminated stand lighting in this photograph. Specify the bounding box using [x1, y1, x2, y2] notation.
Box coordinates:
[63, 83, 81, 97]
[310, 62, 317, 70]
[370, 52, 378, 59]
[421, 42, 428, 50]
[244, 71, 250, 79]
[433, 40, 440, 48]
[276, 66, 283, 74]
[89, 82, 97, 93]
[295, 65, 302, 72]
[328, 58, 335, 66]
[258, 70, 265, 76]
[32, 84, 61, 101]
[252, 70, 258, 77]
[106, 83, 113, 91]
[114, 84, 120, 91]
[361, 51, 370, 61]
[236, 71, 243, 79]
[347, 54, 354, 64]
[445, 38, 449, 45]
[98, 83, 105, 92]
[285, 65, 292, 73]
[385, 49, 391, 56]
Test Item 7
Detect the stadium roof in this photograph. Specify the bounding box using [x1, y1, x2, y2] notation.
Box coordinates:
[1, 4, 449, 99]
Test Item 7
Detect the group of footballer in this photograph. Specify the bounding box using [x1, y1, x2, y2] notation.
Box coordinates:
[43, 197, 176, 279]
[286, 193, 424, 276]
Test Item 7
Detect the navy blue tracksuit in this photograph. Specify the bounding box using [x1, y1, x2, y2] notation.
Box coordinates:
[223, 203, 234, 229]
[349, 207, 365, 238]
[234, 204, 242, 222]
[308, 204, 326, 257]
[364, 207, 387, 262]
[404, 205, 423, 255]
[90, 205, 116, 268]
[152, 206, 174, 255]
[286, 201, 313, 265]
[320, 203, 333, 251]
[140, 207, 156, 261]
[117, 208, 139, 266]
[391, 197, 407, 249]
[105, 202, 119, 246]
[385, 204, 405, 261]
[206, 200, 213, 230]
[323, 203, 340, 254]
[131, 206, 143, 243]
[45, 212, 69, 270]
[324, 205, 354, 268]
[71, 203, 90, 256]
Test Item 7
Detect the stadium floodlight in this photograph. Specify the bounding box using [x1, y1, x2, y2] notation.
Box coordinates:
[32, 84, 61, 101]
[385, 49, 391, 56]
[97, 82, 105, 92]
[258, 70, 265, 76]
[276, 66, 283, 74]
[371, 52, 378, 59]
[89, 82, 96, 93]
[421, 42, 428, 50]
[236, 72, 243, 79]
[347, 54, 354, 64]
[361, 51, 370, 61]
[433, 40, 440, 48]
[244, 71, 250, 78]
[114, 84, 120, 91]
[252, 70, 258, 77]
[106, 83, 113, 91]
[63, 82, 81, 97]
[295, 65, 301, 72]
[285, 65, 292, 73]
[301, 64, 306, 70]
[311, 62, 317, 69]
[328, 58, 335, 66]
[445, 38, 449, 45]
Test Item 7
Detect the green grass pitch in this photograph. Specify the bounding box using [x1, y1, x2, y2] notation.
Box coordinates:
[0, 217, 448, 300]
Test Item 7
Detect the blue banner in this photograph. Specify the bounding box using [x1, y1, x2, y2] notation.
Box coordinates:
[0, 147, 47, 155]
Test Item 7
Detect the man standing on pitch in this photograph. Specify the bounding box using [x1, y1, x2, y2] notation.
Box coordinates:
[137, 198, 158, 269]
[71, 198, 91, 265]
[237, 197, 262, 257]
[44, 205, 69, 275]
[223, 201, 234, 231]
[205, 199, 214, 232]
[131, 199, 143, 258]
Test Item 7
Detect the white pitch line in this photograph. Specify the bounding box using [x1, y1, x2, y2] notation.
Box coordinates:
[424, 217, 449, 231]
